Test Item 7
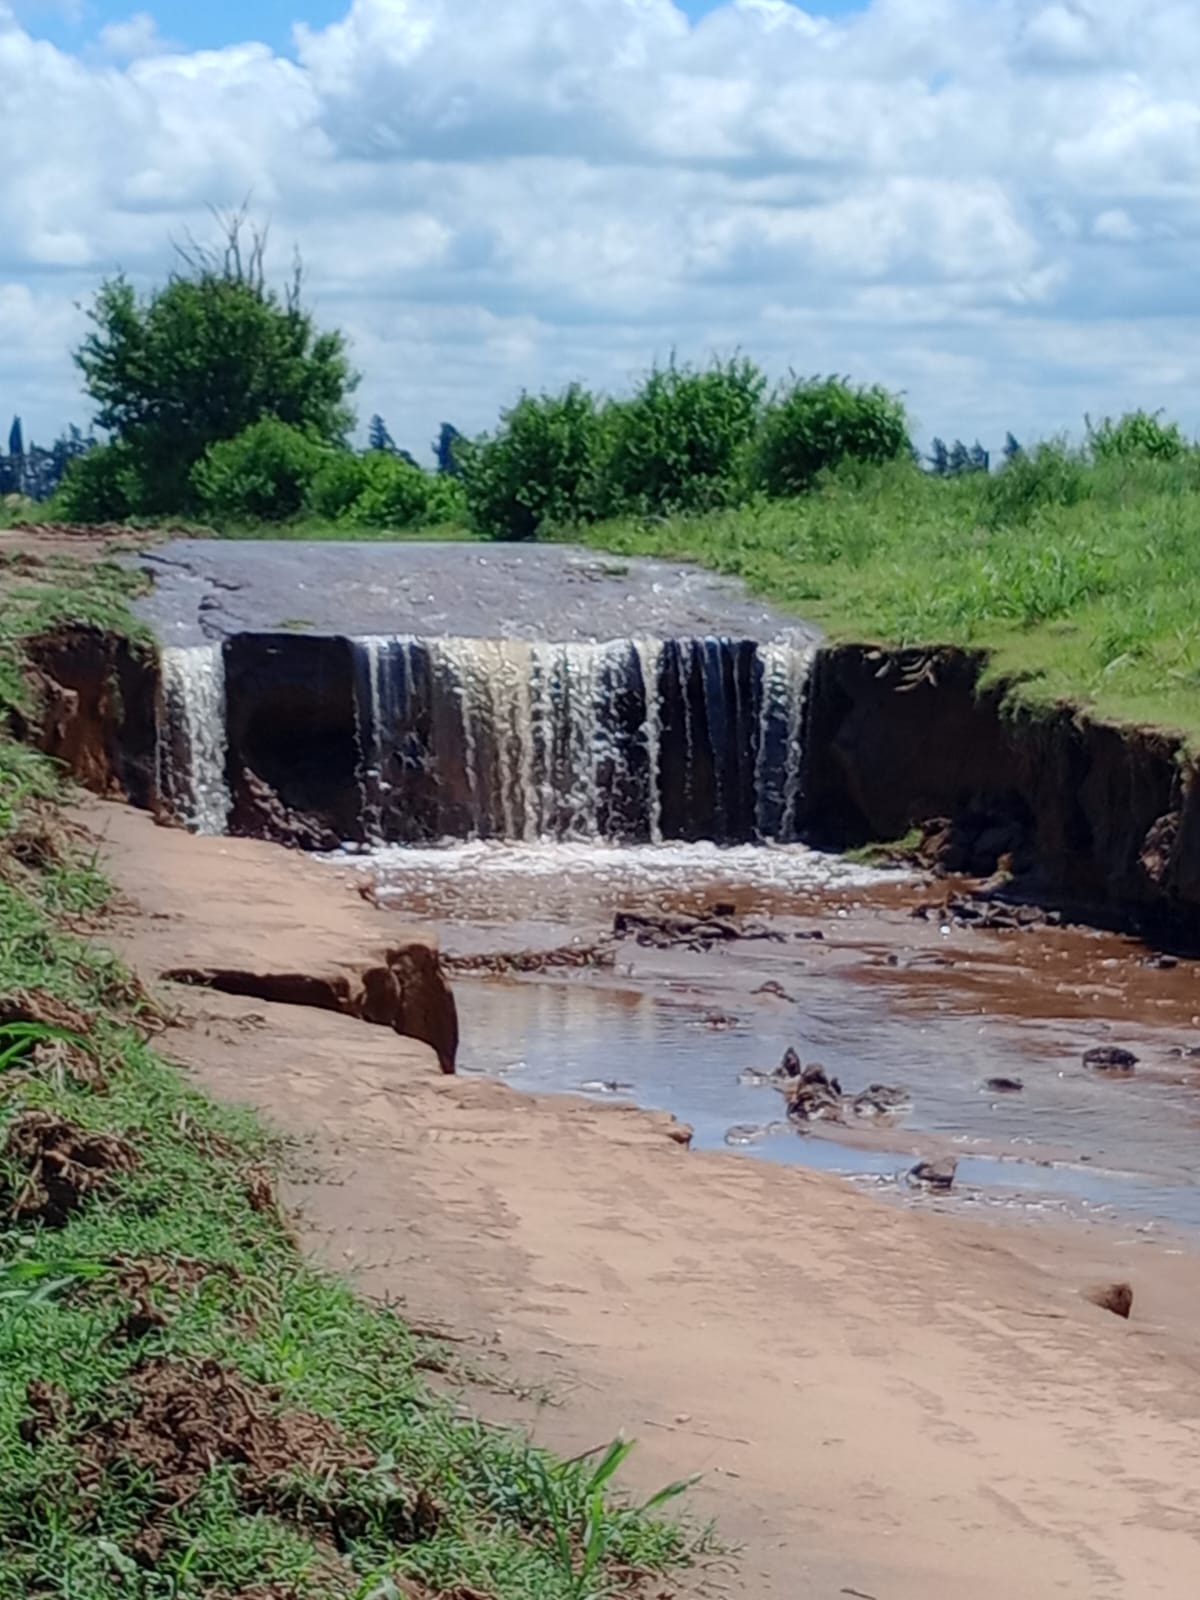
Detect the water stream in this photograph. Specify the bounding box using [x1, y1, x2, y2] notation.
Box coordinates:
[151, 601, 1200, 1236]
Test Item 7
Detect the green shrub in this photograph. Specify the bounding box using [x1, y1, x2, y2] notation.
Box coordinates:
[191, 418, 325, 522]
[755, 377, 911, 497]
[461, 384, 607, 540]
[52, 441, 144, 522]
[424, 470, 469, 525]
[602, 356, 766, 515]
[346, 451, 433, 527]
[1087, 409, 1189, 464]
[982, 439, 1090, 527]
[307, 450, 369, 520]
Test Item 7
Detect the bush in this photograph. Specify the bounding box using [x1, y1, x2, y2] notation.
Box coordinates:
[602, 356, 766, 516]
[53, 441, 143, 522]
[307, 451, 369, 521]
[191, 419, 325, 522]
[982, 439, 1090, 527]
[1087, 409, 1188, 464]
[461, 385, 607, 540]
[755, 377, 911, 497]
[347, 451, 434, 528]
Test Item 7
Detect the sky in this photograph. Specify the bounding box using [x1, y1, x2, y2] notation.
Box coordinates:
[3, 0, 1200, 459]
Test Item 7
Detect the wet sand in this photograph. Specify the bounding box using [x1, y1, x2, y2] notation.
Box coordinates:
[81, 798, 1200, 1599]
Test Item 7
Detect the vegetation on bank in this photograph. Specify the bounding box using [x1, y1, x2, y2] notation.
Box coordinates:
[0, 552, 696, 1597]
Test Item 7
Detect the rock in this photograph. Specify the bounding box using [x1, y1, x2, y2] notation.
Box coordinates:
[737, 1068, 775, 1088]
[777, 1047, 803, 1079]
[579, 1080, 634, 1095]
[753, 980, 795, 1002]
[851, 1084, 911, 1117]
[1083, 1046, 1139, 1074]
[908, 1158, 958, 1191]
[985, 1076, 1025, 1094]
[703, 1010, 740, 1030]
[725, 1123, 769, 1146]
[786, 1081, 843, 1123]
[1084, 1282, 1133, 1320]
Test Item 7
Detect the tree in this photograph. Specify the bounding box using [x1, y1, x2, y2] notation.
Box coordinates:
[435, 422, 463, 477]
[8, 416, 23, 458]
[969, 441, 990, 474]
[756, 377, 910, 497]
[73, 209, 358, 515]
[948, 439, 972, 478]
[368, 414, 396, 454]
[1003, 432, 1023, 463]
[927, 438, 950, 476]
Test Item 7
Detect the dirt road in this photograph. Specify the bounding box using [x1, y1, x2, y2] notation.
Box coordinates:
[85, 798, 1200, 1600]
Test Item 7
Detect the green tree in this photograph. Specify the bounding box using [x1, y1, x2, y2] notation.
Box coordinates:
[756, 377, 911, 497]
[74, 212, 357, 516]
[191, 418, 326, 522]
[460, 385, 607, 540]
[602, 356, 766, 516]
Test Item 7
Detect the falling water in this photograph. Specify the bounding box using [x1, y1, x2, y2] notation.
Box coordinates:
[633, 640, 664, 845]
[157, 644, 231, 835]
[156, 631, 814, 846]
[350, 633, 814, 845]
[755, 641, 815, 842]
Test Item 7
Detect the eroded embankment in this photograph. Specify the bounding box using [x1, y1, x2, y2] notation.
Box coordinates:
[803, 644, 1200, 943]
[25, 621, 1200, 944]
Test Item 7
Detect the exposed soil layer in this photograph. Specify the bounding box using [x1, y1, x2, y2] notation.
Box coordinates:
[803, 643, 1200, 942]
[73, 800, 459, 1074]
[2, 1109, 137, 1225]
[21, 627, 159, 810]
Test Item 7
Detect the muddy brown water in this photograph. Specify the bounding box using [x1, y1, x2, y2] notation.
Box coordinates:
[327, 839, 1200, 1234]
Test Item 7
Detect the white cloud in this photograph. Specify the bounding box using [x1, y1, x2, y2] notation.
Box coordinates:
[3, 0, 1200, 454]
[97, 12, 168, 61]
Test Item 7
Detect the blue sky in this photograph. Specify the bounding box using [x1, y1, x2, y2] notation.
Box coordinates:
[17, 0, 866, 54]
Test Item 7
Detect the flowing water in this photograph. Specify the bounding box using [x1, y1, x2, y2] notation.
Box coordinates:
[145, 541, 1200, 1236]
[156, 644, 231, 836]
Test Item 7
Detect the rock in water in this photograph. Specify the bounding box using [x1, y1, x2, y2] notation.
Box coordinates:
[908, 1158, 958, 1191]
[777, 1046, 803, 1079]
[986, 1076, 1025, 1094]
[1083, 1046, 1139, 1074]
[1084, 1282, 1134, 1319]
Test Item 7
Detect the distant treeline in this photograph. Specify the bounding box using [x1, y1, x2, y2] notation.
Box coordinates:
[29, 214, 1198, 540]
[0, 417, 93, 502]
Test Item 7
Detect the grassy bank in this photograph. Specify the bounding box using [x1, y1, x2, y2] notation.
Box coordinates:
[576, 455, 1200, 744]
[0, 551, 694, 1599]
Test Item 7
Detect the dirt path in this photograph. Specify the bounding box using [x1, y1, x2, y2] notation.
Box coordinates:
[84, 798, 1200, 1600]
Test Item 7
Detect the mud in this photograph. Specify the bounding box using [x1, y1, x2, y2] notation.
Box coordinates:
[2, 1110, 136, 1225]
[164, 943, 458, 1075]
[77, 1357, 353, 1498]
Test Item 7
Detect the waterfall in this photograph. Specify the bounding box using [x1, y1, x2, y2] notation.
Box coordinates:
[157, 644, 231, 836]
[350, 633, 814, 846]
[755, 641, 815, 842]
[156, 631, 815, 847]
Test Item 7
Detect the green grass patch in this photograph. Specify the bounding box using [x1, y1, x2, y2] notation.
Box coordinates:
[0, 554, 699, 1599]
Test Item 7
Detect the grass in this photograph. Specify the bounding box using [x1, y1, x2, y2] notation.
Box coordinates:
[577, 454, 1200, 744]
[0, 552, 698, 1599]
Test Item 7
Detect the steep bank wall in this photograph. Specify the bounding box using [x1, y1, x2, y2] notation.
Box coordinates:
[24, 624, 1200, 944]
[802, 644, 1198, 941]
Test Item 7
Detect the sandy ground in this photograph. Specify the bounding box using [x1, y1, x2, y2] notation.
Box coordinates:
[82, 797, 1200, 1600]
